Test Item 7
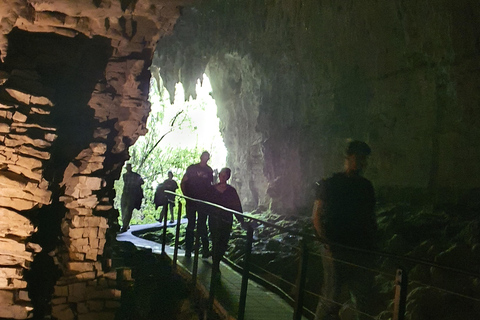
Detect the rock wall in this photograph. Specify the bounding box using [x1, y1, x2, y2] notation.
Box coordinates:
[0, 0, 185, 318]
[155, 0, 480, 213]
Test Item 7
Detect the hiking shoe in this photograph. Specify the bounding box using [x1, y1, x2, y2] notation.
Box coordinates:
[119, 226, 130, 233]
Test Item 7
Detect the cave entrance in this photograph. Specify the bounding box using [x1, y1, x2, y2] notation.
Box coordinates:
[115, 73, 227, 225]
[148, 73, 227, 172]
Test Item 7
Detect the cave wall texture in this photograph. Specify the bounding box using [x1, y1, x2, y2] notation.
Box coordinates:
[0, 0, 479, 318]
[154, 0, 480, 214]
[0, 0, 186, 318]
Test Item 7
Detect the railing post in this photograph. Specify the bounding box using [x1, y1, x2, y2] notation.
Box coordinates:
[207, 268, 219, 317]
[393, 268, 407, 320]
[192, 229, 200, 285]
[161, 203, 168, 254]
[293, 237, 309, 320]
[238, 224, 253, 320]
[173, 201, 182, 268]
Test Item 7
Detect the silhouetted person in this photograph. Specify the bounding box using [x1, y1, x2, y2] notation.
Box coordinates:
[121, 163, 144, 232]
[159, 171, 178, 223]
[209, 168, 245, 277]
[312, 140, 377, 320]
[181, 151, 213, 258]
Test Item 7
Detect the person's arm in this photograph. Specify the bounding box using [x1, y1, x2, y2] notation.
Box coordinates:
[226, 186, 245, 224]
[312, 199, 325, 239]
[208, 167, 214, 185]
[232, 195, 244, 224]
[180, 174, 188, 194]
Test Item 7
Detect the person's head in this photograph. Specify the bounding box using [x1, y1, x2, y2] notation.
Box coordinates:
[344, 140, 371, 175]
[126, 163, 132, 172]
[200, 151, 210, 164]
[167, 171, 173, 179]
[218, 167, 231, 184]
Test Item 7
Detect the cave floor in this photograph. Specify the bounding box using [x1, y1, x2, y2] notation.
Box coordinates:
[116, 222, 307, 320]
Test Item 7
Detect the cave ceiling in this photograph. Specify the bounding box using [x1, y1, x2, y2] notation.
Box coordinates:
[154, 0, 480, 212]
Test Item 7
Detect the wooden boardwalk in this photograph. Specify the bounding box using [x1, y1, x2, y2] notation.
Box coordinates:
[117, 222, 308, 320]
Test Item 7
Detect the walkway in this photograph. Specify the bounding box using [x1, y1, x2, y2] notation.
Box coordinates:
[117, 222, 306, 320]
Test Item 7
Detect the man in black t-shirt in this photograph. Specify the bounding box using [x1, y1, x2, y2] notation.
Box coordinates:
[158, 171, 178, 223]
[120, 163, 144, 232]
[312, 141, 377, 320]
[181, 151, 214, 258]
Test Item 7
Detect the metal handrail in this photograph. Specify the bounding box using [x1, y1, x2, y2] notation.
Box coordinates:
[166, 191, 480, 278]
[162, 190, 480, 320]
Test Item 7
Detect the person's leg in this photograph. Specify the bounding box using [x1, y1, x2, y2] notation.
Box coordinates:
[349, 253, 377, 320]
[315, 247, 343, 320]
[215, 221, 232, 271]
[169, 202, 175, 222]
[208, 217, 221, 271]
[121, 201, 134, 231]
[197, 203, 210, 256]
[159, 204, 167, 222]
[185, 200, 197, 256]
[120, 196, 127, 230]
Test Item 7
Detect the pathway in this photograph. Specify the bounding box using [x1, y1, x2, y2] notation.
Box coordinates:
[117, 222, 307, 320]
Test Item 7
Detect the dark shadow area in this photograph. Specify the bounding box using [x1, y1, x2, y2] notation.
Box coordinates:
[113, 241, 199, 320]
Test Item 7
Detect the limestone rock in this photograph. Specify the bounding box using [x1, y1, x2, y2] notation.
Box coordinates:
[0, 197, 37, 211]
[0, 268, 22, 279]
[0, 278, 27, 289]
[64, 176, 102, 198]
[5, 88, 54, 107]
[0, 123, 9, 133]
[11, 112, 27, 123]
[0, 238, 33, 267]
[0, 208, 35, 238]
[0, 290, 14, 305]
[0, 304, 32, 320]
[51, 304, 75, 320]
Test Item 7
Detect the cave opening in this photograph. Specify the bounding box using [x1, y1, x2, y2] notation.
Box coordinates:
[148, 73, 227, 172]
[114, 73, 227, 226]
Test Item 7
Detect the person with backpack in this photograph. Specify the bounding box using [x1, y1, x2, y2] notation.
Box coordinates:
[155, 171, 178, 223]
[312, 140, 377, 320]
[120, 163, 144, 232]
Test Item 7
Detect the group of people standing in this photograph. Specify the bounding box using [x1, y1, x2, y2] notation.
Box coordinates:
[180, 151, 245, 275]
[120, 140, 378, 320]
[120, 151, 244, 275]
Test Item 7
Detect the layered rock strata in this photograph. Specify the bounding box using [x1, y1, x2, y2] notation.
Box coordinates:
[0, 0, 186, 318]
[0, 83, 52, 318]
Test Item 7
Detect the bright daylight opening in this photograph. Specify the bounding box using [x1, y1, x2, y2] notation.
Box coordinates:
[150, 74, 227, 173]
[115, 74, 227, 225]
